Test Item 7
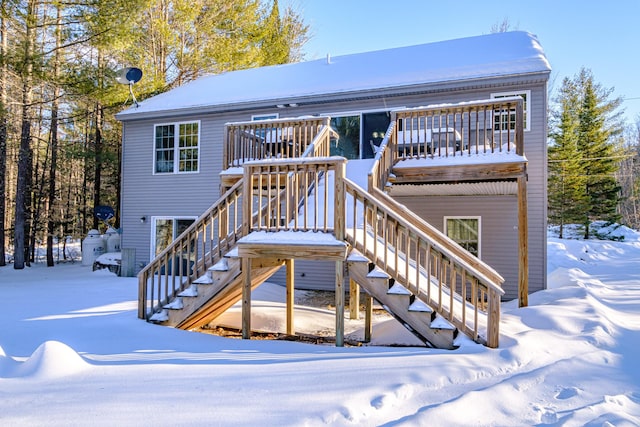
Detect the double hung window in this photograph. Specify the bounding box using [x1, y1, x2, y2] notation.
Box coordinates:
[490, 91, 530, 132]
[154, 121, 200, 173]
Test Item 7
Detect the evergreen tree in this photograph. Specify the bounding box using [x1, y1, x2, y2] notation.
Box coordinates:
[576, 69, 623, 238]
[260, 0, 308, 65]
[548, 68, 624, 239]
[548, 77, 589, 238]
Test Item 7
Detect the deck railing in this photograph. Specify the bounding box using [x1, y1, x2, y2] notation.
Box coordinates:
[138, 180, 244, 320]
[344, 179, 504, 347]
[369, 97, 525, 191]
[223, 116, 331, 169]
[392, 97, 524, 160]
[242, 157, 346, 236]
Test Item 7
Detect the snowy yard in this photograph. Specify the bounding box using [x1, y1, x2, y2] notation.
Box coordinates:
[1, 224, 640, 426]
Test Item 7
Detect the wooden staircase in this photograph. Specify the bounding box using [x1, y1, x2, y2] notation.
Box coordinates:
[155, 253, 285, 330]
[347, 249, 457, 349]
[138, 100, 521, 349]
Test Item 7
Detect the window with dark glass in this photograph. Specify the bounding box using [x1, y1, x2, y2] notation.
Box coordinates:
[445, 217, 480, 257]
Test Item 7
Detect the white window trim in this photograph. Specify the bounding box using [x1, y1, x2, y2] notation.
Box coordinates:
[150, 216, 198, 260]
[490, 90, 531, 132]
[444, 216, 481, 258]
[152, 120, 201, 175]
[251, 113, 279, 121]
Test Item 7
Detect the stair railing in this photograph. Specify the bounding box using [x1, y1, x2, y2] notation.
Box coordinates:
[343, 178, 504, 347]
[139, 121, 338, 320]
[138, 180, 244, 320]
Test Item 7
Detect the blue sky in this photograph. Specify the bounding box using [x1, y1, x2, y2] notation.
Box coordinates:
[282, 0, 640, 125]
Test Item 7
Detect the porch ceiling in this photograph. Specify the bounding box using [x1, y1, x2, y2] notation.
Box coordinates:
[387, 181, 517, 197]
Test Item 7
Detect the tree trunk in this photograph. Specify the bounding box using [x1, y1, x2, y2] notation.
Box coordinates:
[0, 12, 7, 267]
[14, 0, 36, 269]
[46, 5, 61, 267]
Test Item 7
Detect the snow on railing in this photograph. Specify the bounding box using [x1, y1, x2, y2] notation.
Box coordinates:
[343, 178, 504, 348]
[223, 116, 330, 169]
[138, 180, 244, 320]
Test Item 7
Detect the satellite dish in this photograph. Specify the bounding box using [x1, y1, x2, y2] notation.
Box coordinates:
[116, 67, 143, 85]
[116, 67, 143, 108]
[94, 205, 115, 223]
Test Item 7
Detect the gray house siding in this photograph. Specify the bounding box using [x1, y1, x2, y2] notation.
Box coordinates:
[120, 74, 548, 300]
[394, 195, 521, 300]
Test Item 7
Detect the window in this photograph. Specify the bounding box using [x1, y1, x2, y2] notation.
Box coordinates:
[444, 217, 481, 258]
[327, 111, 391, 160]
[152, 217, 196, 257]
[251, 113, 279, 121]
[490, 90, 531, 132]
[154, 121, 200, 173]
[330, 115, 361, 160]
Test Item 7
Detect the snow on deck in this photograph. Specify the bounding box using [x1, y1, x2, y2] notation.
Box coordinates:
[393, 149, 526, 169]
[238, 230, 345, 246]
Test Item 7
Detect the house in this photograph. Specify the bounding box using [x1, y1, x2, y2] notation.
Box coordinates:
[116, 31, 551, 348]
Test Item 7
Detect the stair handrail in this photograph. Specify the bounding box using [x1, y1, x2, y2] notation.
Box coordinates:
[138, 179, 244, 320]
[343, 177, 504, 347]
[139, 120, 339, 320]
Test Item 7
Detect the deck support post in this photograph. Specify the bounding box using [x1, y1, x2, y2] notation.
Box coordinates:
[335, 260, 345, 347]
[364, 293, 373, 343]
[286, 259, 295, 335]
[349, 279, 359, 320]
[241, 257, 251, 339]
[487, 287, 501, 348]
[517, 175, 528, 307]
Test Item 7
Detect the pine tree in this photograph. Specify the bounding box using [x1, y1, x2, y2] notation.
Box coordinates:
[548, 77, 589, 238]
[576, 69, 623, 238]
[548, 68, 624, 239]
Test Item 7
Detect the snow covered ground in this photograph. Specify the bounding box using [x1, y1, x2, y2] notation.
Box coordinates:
[1, 223, 640, 426]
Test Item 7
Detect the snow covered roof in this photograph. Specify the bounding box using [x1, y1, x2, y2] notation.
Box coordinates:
[117, 31, 550, 121]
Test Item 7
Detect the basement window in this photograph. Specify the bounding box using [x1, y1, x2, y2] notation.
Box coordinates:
[444, 217, 481, 258]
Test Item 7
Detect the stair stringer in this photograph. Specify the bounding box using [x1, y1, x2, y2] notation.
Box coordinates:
[175, 256, 286, 331]
[348, 250, 457, 349]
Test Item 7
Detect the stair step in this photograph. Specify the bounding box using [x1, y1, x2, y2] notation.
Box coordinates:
[408, 298, 433, 313]
[430, 316, 456, 331]
[209, 258, 230, 271]
[163, 297, 183, 310]
[178, 284, 198, 297]
[367, 266, 390, 279]
[347, 250, 369, 262]
[193, 274, 213, 285]
[225, 247, 239, 258]
[149, 309, 169, 322]
[388, 282, 411, 295]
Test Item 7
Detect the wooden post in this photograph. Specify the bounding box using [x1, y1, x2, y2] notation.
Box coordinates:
[242, 164, 252, 237]
[487, 287, 501, 348]
[333, 158, 346, 242]
[518, 175, 528, 307]
[241, 257, 251, 339]
[349, 278, 359, 320]
[286, 259, 294, 335]
[364, 293, 373, 343]
[121, 248, 136, 277]
[335, 260, 344, 347]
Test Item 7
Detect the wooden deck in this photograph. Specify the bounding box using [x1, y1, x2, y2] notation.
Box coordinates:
[138, 98, 528, 349]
